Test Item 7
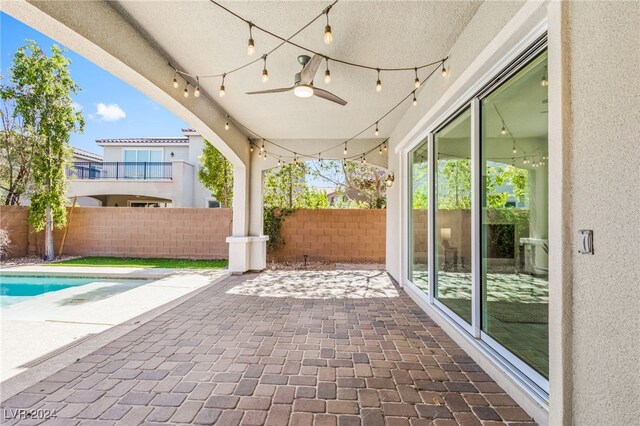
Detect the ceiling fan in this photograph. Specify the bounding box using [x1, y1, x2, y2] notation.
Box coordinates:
[246, 54, 347, 106]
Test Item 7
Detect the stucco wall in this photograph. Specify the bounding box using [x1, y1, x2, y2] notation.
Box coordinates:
[270, 209, 386, 263]
[565, 2, 640, 423]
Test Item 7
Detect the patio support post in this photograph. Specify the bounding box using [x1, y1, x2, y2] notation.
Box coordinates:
[226, 162, 268, 273]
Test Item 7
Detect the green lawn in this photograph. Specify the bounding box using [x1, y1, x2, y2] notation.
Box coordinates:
[51, 257, 228, 269]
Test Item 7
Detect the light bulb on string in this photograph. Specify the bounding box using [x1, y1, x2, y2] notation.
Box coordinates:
[384, 144, 387, 152]
[414, 68, 421, 89]
[323, 8, 333, 45]
[412, 92, 417, 106]
[261, 55, 269, 83]
[172, 72, 179, 89]
[194, 77, 200, 98]
[250, 143, 254, 153]
[219, 74, 226, 98]
[441, 61, 448, 77]
[260, 141, 264, 153]
[224, 116, 229, 130]
[277, 158, 282, 166]
[501, 125, 507, 135]
[247, 23, 255, 56]
[374, 122, 379, 136]
[361, 156, 366, 165]
[343, 143, 347, 156]
[541, 67, 548, 87]
[379, 146, 383, 155]
[183, 83, 189, 98]
[375, 69, 382, 92]
[324, 58, 331, 84]
[263, 151, 267, 160]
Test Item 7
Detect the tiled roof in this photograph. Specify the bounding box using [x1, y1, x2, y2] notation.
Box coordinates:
[73, 147, 103, 161]
[181, 128, 196, 133]
[96, 137, 189, 145]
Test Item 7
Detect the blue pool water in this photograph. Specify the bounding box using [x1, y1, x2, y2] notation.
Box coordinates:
[0, 275, 150, 307]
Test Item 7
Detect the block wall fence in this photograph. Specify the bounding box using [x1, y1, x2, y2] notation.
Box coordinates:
[0, 206, 388, 263]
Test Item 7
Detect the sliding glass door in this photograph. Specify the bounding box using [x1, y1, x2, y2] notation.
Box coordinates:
[408, 140, 429, 293]
[480, 51, 549, 379]
[406, 42, 549, 391]
[434, 109, 472, 324]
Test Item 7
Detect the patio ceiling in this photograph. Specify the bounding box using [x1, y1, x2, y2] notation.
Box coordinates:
[109, 0, 483, 140]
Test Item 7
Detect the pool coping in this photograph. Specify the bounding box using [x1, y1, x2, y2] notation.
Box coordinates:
[0, 265, 179, 281]
[0, 269, 230, 402]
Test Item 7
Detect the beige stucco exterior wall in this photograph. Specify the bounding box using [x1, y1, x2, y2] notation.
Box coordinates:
[564, 1, 640, 424]
[386, 0, 640, 424]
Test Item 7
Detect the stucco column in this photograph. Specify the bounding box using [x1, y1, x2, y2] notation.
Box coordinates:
[226, 158, 268, 273]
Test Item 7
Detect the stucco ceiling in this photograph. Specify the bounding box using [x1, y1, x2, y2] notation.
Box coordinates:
[110, 0, 483, 140]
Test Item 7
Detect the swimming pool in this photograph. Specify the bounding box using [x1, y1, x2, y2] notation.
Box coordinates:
[0, 275, 151, 307]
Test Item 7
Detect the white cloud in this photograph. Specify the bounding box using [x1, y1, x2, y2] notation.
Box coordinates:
[94, 103, 126, 121]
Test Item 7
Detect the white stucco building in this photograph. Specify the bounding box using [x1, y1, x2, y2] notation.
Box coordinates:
[68, 129, 218, 208]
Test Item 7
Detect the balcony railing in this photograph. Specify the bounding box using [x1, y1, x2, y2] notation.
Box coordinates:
[68, 162, 173, 180]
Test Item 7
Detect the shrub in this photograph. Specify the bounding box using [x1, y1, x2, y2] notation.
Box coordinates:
[0, 229, 10, 259]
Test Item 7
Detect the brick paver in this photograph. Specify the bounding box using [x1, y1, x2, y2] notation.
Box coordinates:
[0, 271, 536, 425]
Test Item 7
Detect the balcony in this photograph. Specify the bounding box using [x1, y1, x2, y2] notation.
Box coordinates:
[68, 161, 173, 180]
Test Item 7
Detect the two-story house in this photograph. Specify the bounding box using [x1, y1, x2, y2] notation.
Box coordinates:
[67, 129, 218, 208]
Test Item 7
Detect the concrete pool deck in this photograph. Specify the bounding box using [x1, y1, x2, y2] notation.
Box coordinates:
[0, 266, 229, 387]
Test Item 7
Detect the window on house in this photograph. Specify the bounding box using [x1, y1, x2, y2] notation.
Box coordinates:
[123, 148, 163, 178]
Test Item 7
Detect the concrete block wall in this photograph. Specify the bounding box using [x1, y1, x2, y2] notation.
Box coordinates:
[0, 205, 31, 258]
[0, 206, 231, 259]
[271, 209, 386, 263]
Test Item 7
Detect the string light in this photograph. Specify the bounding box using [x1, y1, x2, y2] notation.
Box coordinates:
[172, 72, 179, 89]
[374, 122, 379, 136]
[379, 146, 383, 155]
[324, 58, 331, 84]
[260, 141, 264, 153]
[263, 150, 267, 160]
[250, 143, 254, 153]
[501, 125, 507, 135]
[323, 7, 333, 45]
[343, 143, 347, 155]
[194, 77, 201, 97]
[384, 143, 387, 152]
[361, 156, 366, 164]
[183, 83, 189, 98]
[375, 69, 382, 92]
[441, 61, 447, 77]
[247, 23, 255, 56]
[541, 66, 548, 87]
[261, 55, 269, 83]
[277, 158, 282, 166]
[414, 68, 420, 89]
[412, 92, 417, 106]
[512, 142, 517, 154]
[225, 115, 230, 130]
[219, 74, 226, 97]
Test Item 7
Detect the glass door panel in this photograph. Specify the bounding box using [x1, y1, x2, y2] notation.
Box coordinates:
[409, 140, 429, 292]
[434, 108, 472, 324]
[480, 52, 549, 378]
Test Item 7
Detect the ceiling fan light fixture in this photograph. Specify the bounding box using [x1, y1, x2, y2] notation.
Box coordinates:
[294, 85, 314, 98]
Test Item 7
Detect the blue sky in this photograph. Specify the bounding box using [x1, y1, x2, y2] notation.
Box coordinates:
[1, 12, 189, 155]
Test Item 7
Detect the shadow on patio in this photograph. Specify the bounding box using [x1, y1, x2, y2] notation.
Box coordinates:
[0, 271, 535, 425]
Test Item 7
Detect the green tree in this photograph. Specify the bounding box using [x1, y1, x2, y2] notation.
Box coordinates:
[0, 97, 36, 205]
[309, 160, 387, 209]
[438, 159, 472, 209]
[3, 41, 84, 260]
[198, 141, 233, 207]
[263, 163, 309, 209]
[304, 189, 330, 209]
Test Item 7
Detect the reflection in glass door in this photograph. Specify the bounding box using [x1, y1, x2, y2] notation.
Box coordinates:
[480, 52, 549, 378]
[408, 141, 429, 292]
[434, 108, 472, 324]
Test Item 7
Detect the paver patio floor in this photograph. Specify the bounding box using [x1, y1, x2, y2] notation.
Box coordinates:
[1, 271, 536, 425]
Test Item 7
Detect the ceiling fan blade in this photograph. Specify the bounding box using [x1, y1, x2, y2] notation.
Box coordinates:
[246, 87, 294, 95]
[313, 87, 348, 106]
[300, 54, 322, 85]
